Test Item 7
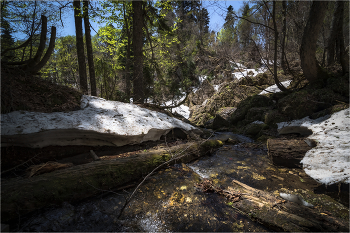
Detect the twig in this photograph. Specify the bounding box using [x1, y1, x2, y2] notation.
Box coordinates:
[90, 150, 100, 161]
[117, 132, 215, 219]
[1, 153, 41, 175]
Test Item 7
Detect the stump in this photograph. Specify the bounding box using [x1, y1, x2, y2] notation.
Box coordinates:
[267, 138, 315, 168]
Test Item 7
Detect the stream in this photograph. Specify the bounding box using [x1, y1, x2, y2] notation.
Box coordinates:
[12, 133, 346, 232]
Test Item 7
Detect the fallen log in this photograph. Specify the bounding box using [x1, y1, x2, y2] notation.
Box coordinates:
[267, 138, 315, 168]
[229, 180, 349, 232]
[1, 139, 223, 223]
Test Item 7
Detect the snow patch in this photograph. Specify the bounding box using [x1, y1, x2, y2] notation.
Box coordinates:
[259, 80, 292, 95]
[277, 108, 350, 185]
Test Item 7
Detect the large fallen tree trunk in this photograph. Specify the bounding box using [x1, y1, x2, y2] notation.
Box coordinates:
[198, 178, 349, 232]
[1, 139, 223, 223]
[228, 180, 348, 232]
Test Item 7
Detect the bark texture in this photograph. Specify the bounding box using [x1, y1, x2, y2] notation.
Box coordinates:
[267, 138, 315, 168]
[1, 140, 223, 222]
[300, 1, 328, 84]
[83, 0, 97, 96]
[132, 1, 144, 103]
[74, 0, 88, 94]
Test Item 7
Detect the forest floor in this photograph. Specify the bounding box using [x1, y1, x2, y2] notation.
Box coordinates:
[1, 66, 349, 232]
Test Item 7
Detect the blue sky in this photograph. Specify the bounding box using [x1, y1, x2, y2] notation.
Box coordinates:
[57, 1, 244, 38]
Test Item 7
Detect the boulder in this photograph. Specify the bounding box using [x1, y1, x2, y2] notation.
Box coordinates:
[230, 95, 273, 124]
[277, 88, 348, 120]
[212, 114, 230, 130]
[244, 121, 268, 137]
[1, 96, 201, 148]
[245, 107, 271, 123]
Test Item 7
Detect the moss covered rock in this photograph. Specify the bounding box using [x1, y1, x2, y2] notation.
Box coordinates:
[230, 95, 273, 124]
[244, 122, 268, 137]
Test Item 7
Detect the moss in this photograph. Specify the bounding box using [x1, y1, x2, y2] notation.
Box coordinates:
[202, 139, 224, 148]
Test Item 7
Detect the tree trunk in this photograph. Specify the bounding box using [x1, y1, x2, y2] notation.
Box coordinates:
[123, 2, 131, 102]
[132, 0, 144, 104]
[267, 138, 315, 168]
[83, 0, 97, 96]
[1, 140, 223, 223]
[74, 0, 88, 94]
[300, 1, 328, 84]
[334, 1, 349, 75]
[27, 15, 47, 68]
[29, 26, 56, 74]
[272, 0, 287, 92]
[280, 0, 287, 74]
[202, 179, 349, 232]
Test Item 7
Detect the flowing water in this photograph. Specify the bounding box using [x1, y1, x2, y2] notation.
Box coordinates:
[13, 132, 333, 232]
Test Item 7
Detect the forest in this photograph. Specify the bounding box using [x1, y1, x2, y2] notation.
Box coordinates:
[1, 0, 349, 232]
[2, 0, 348, 104]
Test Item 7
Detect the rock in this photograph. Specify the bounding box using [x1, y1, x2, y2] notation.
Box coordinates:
[244, 122, 268, 137]
[216, 107, 237, 120]
[212, 114, 230, 130]
[267, 139, 316, 168]
[277, 88, 348, 120]
[245, 107, 271, 123]
[1, 95, 201, 148]
[230, 95, 273, 124]
[264, 109, 289, 127]
[278, 126, 313, 136]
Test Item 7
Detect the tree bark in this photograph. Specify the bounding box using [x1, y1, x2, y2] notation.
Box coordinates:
[29, 26, 56, 74]
[1, 140, 223, 223]
[83, 0, 97, 96]
[280, 0, 287, 74]
[27, 15, 47, 68]
[272, 0, 287, 92]
[74, 0, 88, 94]
[123, 2, 131, 102]
[334, 1, 349, 75]
[132, 0, 144, 104]
[300, 1, 328, 84]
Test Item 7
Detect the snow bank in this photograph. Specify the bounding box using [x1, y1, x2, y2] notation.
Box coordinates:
[259, 80, 292, 95]
[1, 95, 199, 148]
[277, 108, 350, 185]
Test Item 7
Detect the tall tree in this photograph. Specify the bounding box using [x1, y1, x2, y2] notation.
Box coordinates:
[326, 1, 348, 74]
[83, 0, 97, 96]
[132, 0, 144, 103]
[1, 1, 15, 61]
[73, 0, 88, 94]
[300, 1, 328, 84]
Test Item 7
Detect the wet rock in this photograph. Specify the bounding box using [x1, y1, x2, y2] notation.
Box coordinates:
[267, 138, 315, 168]
[244, 122, 268, 137]
[278, 126, 313, 136]
[212, 114, 230, 130]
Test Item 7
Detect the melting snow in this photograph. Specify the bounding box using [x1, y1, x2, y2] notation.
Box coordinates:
[277, 108, 350, 185]
[1, 95, 197, 136]
[259, 80, 292, 95]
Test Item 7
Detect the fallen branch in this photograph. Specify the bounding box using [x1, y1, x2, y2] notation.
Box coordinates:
[1, 138, 222, 222]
